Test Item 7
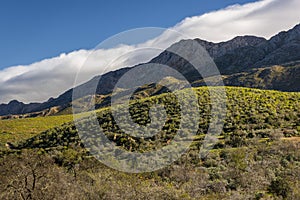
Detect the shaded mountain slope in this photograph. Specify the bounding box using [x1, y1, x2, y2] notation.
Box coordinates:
[193, 65, 300, 92]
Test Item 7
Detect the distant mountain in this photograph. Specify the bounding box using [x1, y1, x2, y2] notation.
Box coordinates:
[1, 23, 300, 117]
[0, 100, 39, 117]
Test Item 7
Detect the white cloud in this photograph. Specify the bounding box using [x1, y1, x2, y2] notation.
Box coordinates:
[0, 0, 299, 103]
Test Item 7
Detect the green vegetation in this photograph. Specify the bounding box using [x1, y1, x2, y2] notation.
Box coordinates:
[0, 86, 299, 199]
[0, 115, 73, 149]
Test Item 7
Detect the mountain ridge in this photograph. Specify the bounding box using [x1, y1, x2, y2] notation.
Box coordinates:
[1, 23, 300, 116]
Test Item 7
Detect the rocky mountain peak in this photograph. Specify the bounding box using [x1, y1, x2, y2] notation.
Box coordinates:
[269, 23, 300, 46]
[228, 35, 266, 46]
[8, 100, 23, 105]
[194, 35, 266, 58]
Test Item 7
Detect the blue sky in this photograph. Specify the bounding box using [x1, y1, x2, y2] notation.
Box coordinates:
[1, 0, 298, 103]
[0, 0, 257, 69]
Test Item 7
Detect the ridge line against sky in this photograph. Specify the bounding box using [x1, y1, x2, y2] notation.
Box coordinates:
[0, 0, 299, 103]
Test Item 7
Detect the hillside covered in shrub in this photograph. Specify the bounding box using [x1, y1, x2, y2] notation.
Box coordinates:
[0, 86, 299, 199]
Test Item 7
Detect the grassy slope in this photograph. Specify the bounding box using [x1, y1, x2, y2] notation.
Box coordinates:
[1, 86, 299, 150]
[0, 115, 73, 149]
[12, 86, 300, 151]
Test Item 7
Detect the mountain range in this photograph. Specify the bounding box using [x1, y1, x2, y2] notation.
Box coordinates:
[1, 23, 300, 117]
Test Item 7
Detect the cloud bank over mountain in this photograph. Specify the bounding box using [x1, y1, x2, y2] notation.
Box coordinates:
[0, 0, 299, 103]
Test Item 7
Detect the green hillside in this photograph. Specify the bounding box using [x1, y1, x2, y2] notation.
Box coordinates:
[0, 115, 73, 149]
[13, 87, 299, 150]
[1, 86, 299, 199]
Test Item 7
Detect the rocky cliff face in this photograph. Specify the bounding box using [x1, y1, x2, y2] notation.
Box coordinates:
[196, 36, 267, 58]
[214, 24, 300, 73]
[1, 24, 300, 116]
[154, 24, 300, 75]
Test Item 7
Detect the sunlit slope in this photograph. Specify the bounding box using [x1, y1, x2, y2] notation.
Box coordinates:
[12, 86, 299, 151]
[0, 115, 73, 148]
